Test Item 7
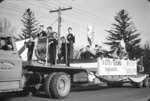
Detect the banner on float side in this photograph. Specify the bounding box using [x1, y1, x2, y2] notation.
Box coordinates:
[97, 58, 137, 75]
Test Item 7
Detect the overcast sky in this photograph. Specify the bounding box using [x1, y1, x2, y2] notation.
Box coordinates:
[0, 0, 149, 49]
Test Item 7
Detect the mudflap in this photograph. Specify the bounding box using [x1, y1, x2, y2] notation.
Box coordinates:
[128, 74, 148, 83]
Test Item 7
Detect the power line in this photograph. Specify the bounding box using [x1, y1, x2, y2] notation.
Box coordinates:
[53, 0, 102, 19]
[62, 11, 100, 25]
[39, 0, 100, 21]
[49, 0, 102, 24]
[5, 0, 102, 21]
[1, 0, 101, 27]
[20, 0, 101, 23]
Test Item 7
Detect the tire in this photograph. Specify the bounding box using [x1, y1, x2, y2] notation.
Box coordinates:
[50, 72, 71, 99]
[45, 72, 57, 98]
[143, 77, 149, 87]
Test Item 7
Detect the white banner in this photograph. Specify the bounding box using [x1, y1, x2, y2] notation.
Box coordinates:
[97, 58, 137, 75]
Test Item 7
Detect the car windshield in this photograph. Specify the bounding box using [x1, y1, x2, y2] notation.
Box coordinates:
[0, 37, 13, 51]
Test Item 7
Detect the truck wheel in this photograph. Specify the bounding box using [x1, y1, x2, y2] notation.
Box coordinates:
[143, 77, 149, 87]
[50, 72, 71, 99]
[45, 72, 57, 98]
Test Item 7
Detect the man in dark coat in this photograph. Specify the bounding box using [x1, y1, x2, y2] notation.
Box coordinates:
[67, 27, 75, 59]
[59, 36, 70, 66]
[26, 37, 35, 64]
[47, 26, 58, 66]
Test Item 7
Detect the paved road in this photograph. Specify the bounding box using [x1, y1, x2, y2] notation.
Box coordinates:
[2, 84, 150, 101]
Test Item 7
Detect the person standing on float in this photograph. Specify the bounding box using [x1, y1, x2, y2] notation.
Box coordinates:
[67, 27, 75, 59]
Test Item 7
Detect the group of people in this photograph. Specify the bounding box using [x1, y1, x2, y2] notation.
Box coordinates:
[25, 24, 129, 66]
[25, 25, 75, 66]
[76, 39, 129, 60]
[76, 44, 103, 60]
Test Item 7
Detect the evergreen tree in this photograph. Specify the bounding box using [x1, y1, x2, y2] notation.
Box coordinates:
[21, 8, 39, 39]
[104, 9, 141, 59]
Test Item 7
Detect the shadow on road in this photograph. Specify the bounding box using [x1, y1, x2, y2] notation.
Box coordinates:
[70, 83, 148, 92]
[0, 93, 18, 101]
[26, 84, 149, 99]
[71, 84, 109, 92]
[0, 84, 149, 100]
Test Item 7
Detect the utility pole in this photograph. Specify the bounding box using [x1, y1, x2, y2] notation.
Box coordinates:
[50, 7, 72, 65]
[50, 7, 72, 42]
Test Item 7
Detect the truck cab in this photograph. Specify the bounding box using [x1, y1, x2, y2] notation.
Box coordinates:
[0, 33, 23, 92]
